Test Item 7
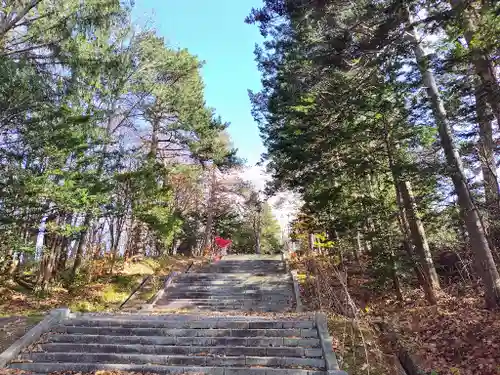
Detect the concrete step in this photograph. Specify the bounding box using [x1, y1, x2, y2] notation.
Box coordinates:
[20, 352, 326, 369]
[165, 292, 293, 299]
[172, 276, 291, 283]
[53, 326, 319, 338]
[40, 343, 324, 357]
[175, 273, 258, 279]
[165, 290, 287, 296]
[155, 300, 292, 306]
[199, 268, 285, 274]
[46, 334, 321, 348]
[160, 297, 293, 304]
[169, 280, 292, 292]
[152, 306, 293, 313]
[10, 362, 325, 375]
[173, 276, 290, 281]
[153, 303, 292, 313]
[62, 318, 314, 329]
[169, 285, 266, 291]
[74, 313, 311, 321]
[154, 299, 290, 306]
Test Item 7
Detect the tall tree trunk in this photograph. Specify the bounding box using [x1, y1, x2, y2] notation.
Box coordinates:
[475, 86, 500, 249]
[201, 165, 216, 254]
[382, 116, 440, 293]
[149, 118, 160, 159]
[109, 216, 125, 274]
[40, 232, 60, 292]
[255, 209, 262, 255]
[389, 248, 404, 302]
[355, 229, 362, 263]
[398, 181, 440, 290]
[308, 233, 314, 254]
[395, 187, 438, 305]
[70, 213, 91, 281]
[406, 14, 500, 308]
[56, 238, 69, 273]
[450, 0, 500, 125]
[55, 214, 72, 273]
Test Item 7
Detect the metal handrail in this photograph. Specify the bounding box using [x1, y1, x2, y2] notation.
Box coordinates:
[185, 261, 194, 273]
[119, 260, 196, 309]
[119, 274, 152, 309]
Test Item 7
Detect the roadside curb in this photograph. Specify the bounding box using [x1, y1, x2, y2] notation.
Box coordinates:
[315, 312, 347, 375]
[0, 308, 70, 367]
[290, 270, 303, 313]
[281, 251, 290, 273]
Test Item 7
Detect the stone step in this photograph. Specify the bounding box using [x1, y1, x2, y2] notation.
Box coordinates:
[173, 275, 273, 280]
[167, 287, 291, 294]
[173, 275, 291, 282]
[154, 300, 290, 307]
[46, 334, 321, 348]
[156, 299, 290, 305]
[170, 281, 289, 287]
[164, 292, 292, 302]
[52, 326, 319, 338]
[161, 296, 293, 303]
[167, 287, 291, 295]
[155, 295, 290, 306]
[152, 306, 292, 313]
[62, 318, 314, 329]
[20, 352, 325, 369]
[40, 343, 323, 357]
[10, 362, 325, 375]
[74, 313, 311, 321]
[165, 290, 290, 296]
[174, 275, 290, 280]
[153, 303, 292, 313]
[199, 269, 285, 274]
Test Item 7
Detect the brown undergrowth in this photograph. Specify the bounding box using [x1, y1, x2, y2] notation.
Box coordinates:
[291, 254, 500, 375]
[0, 256, 206, 317]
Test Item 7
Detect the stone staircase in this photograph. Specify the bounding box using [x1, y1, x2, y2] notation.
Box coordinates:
[155, 255, 294, 312]
[5, 255, 346, 375]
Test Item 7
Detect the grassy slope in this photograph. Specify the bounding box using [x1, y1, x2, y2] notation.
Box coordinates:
[0, 256, 206, 316]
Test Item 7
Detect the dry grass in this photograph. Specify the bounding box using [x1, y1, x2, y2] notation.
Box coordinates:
[0, 255, 207, 316]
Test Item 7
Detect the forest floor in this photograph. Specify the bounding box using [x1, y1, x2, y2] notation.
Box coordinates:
[291, 254, 500, 375]
[0, 255, 207, 355]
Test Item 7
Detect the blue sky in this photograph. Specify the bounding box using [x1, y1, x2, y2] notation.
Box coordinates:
[133, 0, 265, 166]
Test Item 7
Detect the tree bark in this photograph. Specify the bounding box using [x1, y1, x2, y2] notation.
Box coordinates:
[355, 229, 362, 263]
[201, 165, 216, 254]
[149, 118, 160, 159]
[389, 249, 404, 302]
[406, 14, 500, 308]
[450, 0, 500, 125]
[398, 181, 440, 290]
[395, 187, 438, 305]
[475, 86, 500, 248]
[70, 214, 91, 281]
[382, 114, 440, 294]
[308, 233, 314, 254]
